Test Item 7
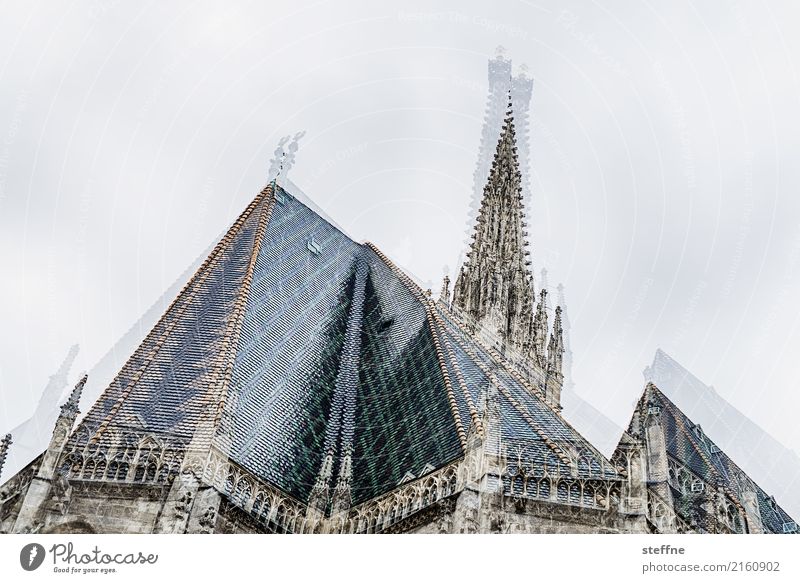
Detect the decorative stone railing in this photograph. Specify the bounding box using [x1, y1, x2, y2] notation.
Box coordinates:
[60, 428, 185, 486]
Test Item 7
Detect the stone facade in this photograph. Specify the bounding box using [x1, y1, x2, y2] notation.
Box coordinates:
[2, 373, 790, 534]
[0, 59, 795, 536]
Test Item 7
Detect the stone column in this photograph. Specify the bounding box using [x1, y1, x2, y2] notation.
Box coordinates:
[617, 433, 647, 517]
[642, 402, 676, 533]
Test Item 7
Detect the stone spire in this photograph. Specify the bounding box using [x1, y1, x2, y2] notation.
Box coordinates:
[467, 48, 533, 231]
[453, 96, 536, 355]
[511, 62, 533, 214]
[0, 433, 10, 481]
[467, 47, 513, 229]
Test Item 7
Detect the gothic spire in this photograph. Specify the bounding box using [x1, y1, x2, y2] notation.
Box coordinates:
[452, 95, 536, 355]
[0, 433, 10, 480]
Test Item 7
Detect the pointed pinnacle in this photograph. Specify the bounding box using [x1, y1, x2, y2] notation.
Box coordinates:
[553, 305, 563, 330]
[439, 274, 451, 306]
[0, 433, 11, 479]
[536, 288, 548, 313]
[62, 374, 87, 417]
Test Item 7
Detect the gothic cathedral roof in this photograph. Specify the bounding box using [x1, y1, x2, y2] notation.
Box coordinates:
[61, 179, 619, 516]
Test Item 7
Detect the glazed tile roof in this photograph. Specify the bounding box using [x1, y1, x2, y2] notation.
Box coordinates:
[433, 307, 620, 481]
[639, 384, 796, 533]
[66, 183, 619, 511]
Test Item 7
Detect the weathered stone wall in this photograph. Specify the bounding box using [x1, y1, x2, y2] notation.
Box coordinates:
[40, 482, 167, 534]
[214, 500, 266, 534]
[0, 489, 26, 532]
[486, 495, 649, 534]
[391, 490, 649, 534]
[0, 457, 40, 533]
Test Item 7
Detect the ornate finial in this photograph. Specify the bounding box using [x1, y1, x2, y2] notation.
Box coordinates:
[547, 306, 564, 376]
[496, 45, 507, 58]
[282, 130, 306, 179]
[61, 374, 87, 418]
[518, 63, 530, 77]
[540, 267, 549, 297]
[267, 136, 291, 182]
[439, 274, 451, 306]
[0, 433, 11, 480]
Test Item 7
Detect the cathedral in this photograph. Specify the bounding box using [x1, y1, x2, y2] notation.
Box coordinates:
[0, 53, 795, 535]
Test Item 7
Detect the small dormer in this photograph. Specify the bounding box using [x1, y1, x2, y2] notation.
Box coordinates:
[418, 463, 436, 477]
[397, 470, 416, 486]
[307, 237, 322, 255]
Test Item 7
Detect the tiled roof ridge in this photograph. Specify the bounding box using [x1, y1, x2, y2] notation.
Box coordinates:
[440, 317, 572, 466]
[363, 241, 428, 301]
[424, 302, 468, 450]
[209, 182, 278, 437]
[433, 301, 607, 466]
[428, 309, 483, 437]
[87, 183, 275, 444]
[438, 302, 616, 469]
[435, 303, 547, 404]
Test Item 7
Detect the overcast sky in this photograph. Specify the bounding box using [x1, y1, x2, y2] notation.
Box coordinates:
[1, 0, 799, 456]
